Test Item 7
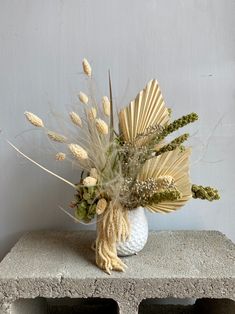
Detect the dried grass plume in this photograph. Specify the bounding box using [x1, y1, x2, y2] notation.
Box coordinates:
[102, 96, 110, 116]
[68, 144, 88, 160]
[55, 152, 66, 161]
[79, 92, 89, 105]
[69, 112, 82, 127]
[82, 58, 92, 77]
[24, 111, 44, 127]
[95, 118, 109, 135]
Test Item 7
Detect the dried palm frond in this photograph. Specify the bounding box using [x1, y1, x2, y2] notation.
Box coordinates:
[138, 148, 192, 213]
[119, 79, 170, 145]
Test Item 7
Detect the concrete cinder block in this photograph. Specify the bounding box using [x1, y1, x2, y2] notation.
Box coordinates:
[0, 230, 234, 314]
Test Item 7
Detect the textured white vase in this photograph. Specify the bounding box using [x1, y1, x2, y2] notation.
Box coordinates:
[116, 207, 148, 256]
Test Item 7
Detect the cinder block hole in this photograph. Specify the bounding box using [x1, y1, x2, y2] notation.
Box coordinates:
[11, 297, 119, 314]
[138, 297, 235, 314]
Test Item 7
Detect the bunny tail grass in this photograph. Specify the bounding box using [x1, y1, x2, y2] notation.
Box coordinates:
[7, 140, 76, 188]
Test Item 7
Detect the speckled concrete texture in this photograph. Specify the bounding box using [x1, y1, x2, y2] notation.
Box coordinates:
[0, 230, 234, 313]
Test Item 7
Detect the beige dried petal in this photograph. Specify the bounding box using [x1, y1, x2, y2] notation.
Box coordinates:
[90, 168, 99, 179]
[69, 112, 82, 127]
[95, 118, 109, 135]
[78, 92, 89, 105]
[68, 143, 88, 160]
[47, 131, 67, 143]
[88, 107, 97, 120]
[55, 152, 66, 161]
[24, 111, 44, 127]
[82, 58, 92, 77]
[96, 198, 107, 215]
[102, 96, 110, 116]
[83, 176, 97, 187]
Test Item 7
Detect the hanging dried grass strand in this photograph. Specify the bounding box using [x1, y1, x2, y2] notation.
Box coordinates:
[96, 201, 130, 274]
[96, 198, 107, 215]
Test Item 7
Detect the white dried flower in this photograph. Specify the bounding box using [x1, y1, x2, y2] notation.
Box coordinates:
[24, 111, 44, 127]
[82, 58, 92, 77]
[90, 168, 99, 179]
[158, 175, 175, 189]
[47, 131, 67, 143]
[55, 152, 66, 161]
[78, 92, 89, 105]
[102, 96, 110, 116]
[83, 176, 97, 187]
[158, 175, 175, 185]
[88, 107, 97, 120]
[69, 111, 82, 127]
[95, 118, 109, 135]
[96, 198, 107, 215]
[68, 143, 88, 160]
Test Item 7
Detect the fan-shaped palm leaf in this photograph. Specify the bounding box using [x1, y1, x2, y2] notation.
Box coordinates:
[138, 148, 192, 213]
[119, 79, 169, 144]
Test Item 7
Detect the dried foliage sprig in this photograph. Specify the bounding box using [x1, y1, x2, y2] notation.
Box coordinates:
[149, 188, 182, 205]
[150, 112, 198, 146]
[154, 133, 189, 156]
[191, 184, 220, 201]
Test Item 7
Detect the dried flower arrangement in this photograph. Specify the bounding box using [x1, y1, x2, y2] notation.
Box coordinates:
[9, 59, 220, 274]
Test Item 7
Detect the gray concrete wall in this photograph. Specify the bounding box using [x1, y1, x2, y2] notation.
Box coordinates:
[0, 0, 235, 259]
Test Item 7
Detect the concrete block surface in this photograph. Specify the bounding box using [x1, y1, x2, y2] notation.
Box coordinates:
[0, 230, 234, 313]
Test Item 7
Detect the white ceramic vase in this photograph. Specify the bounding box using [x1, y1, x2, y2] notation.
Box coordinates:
[116, 207, 148, 256]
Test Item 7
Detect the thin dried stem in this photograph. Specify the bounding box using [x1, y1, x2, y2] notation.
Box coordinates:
[7, 141, 76, 188]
